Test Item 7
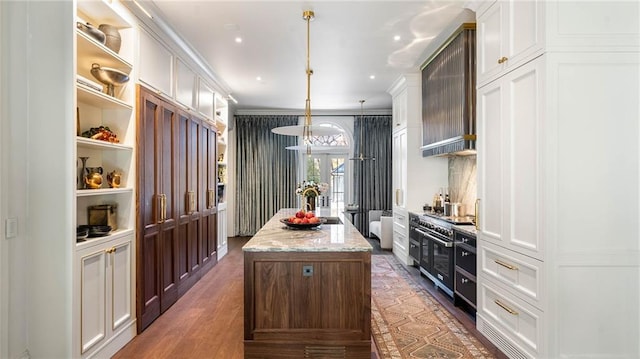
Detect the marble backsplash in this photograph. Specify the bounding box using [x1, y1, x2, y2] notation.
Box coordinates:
[448, 155, 477, 216]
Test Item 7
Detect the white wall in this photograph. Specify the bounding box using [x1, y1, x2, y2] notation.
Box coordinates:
[1, 1, 74, 357]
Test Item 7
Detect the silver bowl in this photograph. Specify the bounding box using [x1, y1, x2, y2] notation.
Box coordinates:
[90, 63, 129, 96]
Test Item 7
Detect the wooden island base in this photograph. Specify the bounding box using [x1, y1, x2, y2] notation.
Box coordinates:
[244, 250, 371, 359]
[243, 209, 373, 358]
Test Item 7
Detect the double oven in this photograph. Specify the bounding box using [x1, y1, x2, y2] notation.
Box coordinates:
[409, 212, 471, 298]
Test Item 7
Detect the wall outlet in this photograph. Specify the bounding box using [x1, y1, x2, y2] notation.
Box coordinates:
[5, 217, 17, 239]
[302, 265, 313, 276]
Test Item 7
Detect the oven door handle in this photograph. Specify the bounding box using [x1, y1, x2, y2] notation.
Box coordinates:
[431, 236, 453, 248]
[416, 228, 453, 248]
[415, 228, 430, 237]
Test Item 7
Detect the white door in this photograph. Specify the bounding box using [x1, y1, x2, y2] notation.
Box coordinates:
[306, 154, 348, 211]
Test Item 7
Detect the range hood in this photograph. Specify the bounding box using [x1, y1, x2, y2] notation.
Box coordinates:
[420, 24, 476, 157]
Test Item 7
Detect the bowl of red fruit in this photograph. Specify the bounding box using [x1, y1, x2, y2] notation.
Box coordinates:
[281, 210, 326, 229]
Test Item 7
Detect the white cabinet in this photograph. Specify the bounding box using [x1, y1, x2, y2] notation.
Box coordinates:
[139, 28, 173, 97]
[476, 2, 640, 358]
[392, 129, 407, 208]
[476, 0, 544, 86]
[391, 89, 407, 130]
[388, 74, 448, 265]
[215, 93, 229, 259]
[176, 58, 196, 109]
[78, 234, 134, 357]
[217, 203, 228, 260]
[476, 57, 543, 261]
[198, 79, 215, 119]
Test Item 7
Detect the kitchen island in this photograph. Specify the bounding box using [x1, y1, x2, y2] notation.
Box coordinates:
[243, 208, 372, 359]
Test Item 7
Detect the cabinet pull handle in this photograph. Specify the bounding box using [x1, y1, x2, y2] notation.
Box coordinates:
[462, 251, 469, 257]
[494, 299, 519, 315]
[475, 199, 480, 230]
[497, 56, 508, 64]
[105, 247, 116, 254]
[495, 259, 518, 271]
[156, 195, 163, 223]
[461, 278, 468, 284]
[208, 189, 215, 209]
[161, 194, 167, 222]
[187, 191, 195, 213]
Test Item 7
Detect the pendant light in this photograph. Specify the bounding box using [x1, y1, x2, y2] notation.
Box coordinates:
[271, 10, 341, 155]
[350, 100, 376, 162]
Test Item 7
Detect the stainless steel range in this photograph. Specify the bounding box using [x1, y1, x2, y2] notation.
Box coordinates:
[409, 212, 473, 297]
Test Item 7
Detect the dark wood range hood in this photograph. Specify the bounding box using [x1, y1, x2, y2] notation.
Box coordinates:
[421, 24, 476, 157]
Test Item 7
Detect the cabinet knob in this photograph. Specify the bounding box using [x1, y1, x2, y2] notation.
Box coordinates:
[462, 251, 469, 257]
[461, 278, 468, 284]
[497, 56, 508, 64]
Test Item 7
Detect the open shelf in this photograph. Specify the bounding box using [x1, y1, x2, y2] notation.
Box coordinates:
[77, 83, 133, 110]
[75, 228, 134, 250]
[77, 30, 132, 74]
[76, 187, 133, 197]
[77, 136, 133, 151]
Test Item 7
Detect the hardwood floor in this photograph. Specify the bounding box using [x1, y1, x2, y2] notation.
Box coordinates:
[113, 236, 503, 359]
[113, 237, 247, 359]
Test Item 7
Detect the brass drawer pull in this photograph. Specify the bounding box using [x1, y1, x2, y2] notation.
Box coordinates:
[495, 299, 519, 315]
[497, 56, 508, 64]
[475, 199, 480, 230]
[186, 191, 196, 213]
[156, 194, 163, 223]
[495, 259, 518, 271]
[161, 194, 167, 222]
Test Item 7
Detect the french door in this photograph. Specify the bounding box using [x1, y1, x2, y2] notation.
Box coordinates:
[305, 154, 348, 211]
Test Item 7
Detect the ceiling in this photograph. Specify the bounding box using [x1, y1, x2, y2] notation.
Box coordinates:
[132, 1, 476, 112]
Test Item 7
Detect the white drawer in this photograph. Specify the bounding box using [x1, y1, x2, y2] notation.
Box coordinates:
[477, 279, 543, 358]
[393, 229, 407, 252]
[478, 240, 543, 309]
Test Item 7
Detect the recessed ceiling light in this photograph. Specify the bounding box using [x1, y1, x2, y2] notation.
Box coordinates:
[256, 76, 262, 81]
[393, 35, 401, 41]
[369, 75, 376, 80]
[235, 37, 242, 43]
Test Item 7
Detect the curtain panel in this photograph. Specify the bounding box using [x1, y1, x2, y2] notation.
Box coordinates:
[353, 115, 393, 234]
[235, 115, 299, 236]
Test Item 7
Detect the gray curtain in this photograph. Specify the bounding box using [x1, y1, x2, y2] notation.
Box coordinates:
[353, 115, 392, 235]
[235, 115, 299, 236]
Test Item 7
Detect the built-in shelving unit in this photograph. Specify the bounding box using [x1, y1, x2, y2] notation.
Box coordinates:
[73, 1, 137, 357]
[215, 93, 229, 259]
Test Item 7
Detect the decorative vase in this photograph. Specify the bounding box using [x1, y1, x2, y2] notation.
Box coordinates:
[306, 196, 316, 211]
[79, 157, 89, 189]
[84, 167, 103, 189]
[107, 170, 122, 188]
[98, 24, 121, 53]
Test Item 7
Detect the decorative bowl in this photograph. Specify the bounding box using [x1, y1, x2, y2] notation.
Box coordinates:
[345, 204, 359, 211]
[76, 22, 106, 44]
[78, 224, 112, 238]
[280, 218, 326, 229]
[90, 63, 130, 96]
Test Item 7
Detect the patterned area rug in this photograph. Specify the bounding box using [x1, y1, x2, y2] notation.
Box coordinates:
[371, 255, 494, 359]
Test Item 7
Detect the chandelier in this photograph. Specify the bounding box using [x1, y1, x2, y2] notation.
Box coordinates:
[271, 10, 341, 154]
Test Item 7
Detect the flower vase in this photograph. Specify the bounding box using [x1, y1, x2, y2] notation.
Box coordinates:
[306, 196, 316, 211]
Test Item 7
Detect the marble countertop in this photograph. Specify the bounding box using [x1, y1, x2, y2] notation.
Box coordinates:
[242, 208, 373, 252]
[453, 225, 477, 237]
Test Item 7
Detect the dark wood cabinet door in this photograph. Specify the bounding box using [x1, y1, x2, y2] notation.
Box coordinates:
[200, 121, 218, 268]
[136, 85, 178, 331]
[137, 87, 162, 331]
[137, 86, 219, 332]
[176, 111, 189, 288]
[158, 103, 179, 313]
